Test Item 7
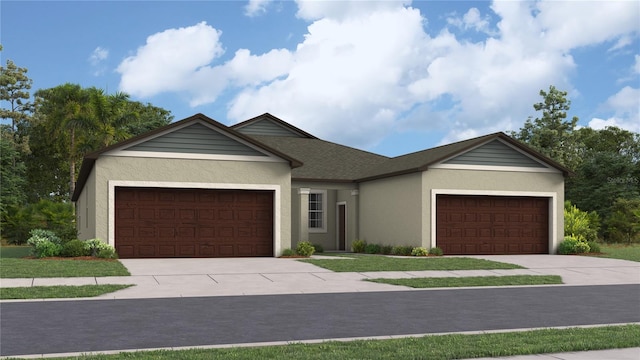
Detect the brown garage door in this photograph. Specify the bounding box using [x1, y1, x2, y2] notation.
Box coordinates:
[436, 195, 548, 255]
[115, 187, 274, 258]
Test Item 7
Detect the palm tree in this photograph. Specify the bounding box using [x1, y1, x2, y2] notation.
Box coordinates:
[35, 83, 93, 198]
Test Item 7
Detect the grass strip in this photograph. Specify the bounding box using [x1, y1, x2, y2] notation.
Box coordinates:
[0, 258, 131, 278]
[0, 284, 133, 299]
[598, 243, 640, 262]
[49, 325, 640, 359]
[300, 255, 524, 272]
[367, 275, 563, 288]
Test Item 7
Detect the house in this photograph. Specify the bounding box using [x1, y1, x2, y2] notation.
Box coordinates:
[72, 113, 571, 258]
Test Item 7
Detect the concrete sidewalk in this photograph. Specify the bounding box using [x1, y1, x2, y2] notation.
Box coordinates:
[1, 255, 639, 360]
[1, 255, 638, 300]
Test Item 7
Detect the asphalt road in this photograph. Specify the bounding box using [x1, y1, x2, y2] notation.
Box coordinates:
[1, 284, 639, 357]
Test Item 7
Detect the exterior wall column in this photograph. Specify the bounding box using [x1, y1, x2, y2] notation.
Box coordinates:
[351, 189, 359, 242]
[298, 188, 310, 243]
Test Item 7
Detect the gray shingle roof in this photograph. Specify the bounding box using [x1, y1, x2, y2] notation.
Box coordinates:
[248, 135, 389, 181]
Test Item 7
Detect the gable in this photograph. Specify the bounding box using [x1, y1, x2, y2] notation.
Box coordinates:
[123, 122, 267, 157]
[442, 139, 547, 168]
[235, 118, 307, 138]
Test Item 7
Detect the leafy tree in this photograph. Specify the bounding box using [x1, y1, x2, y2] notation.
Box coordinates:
[34, 83, 94, 197]
[510, 85, 580, 169]
[0, 44, 33, 134]
[606, 198, 640, 243]
[123, 101, 173, 136]
[0, 126, 27, 216]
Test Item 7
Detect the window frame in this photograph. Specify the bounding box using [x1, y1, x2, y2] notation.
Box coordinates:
[308, 189, 327, 233]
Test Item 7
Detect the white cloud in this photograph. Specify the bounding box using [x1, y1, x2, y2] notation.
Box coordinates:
[117, 22, 224, 98]
[116, 1, 639, 149]
[447, 8, 494, 34]
[295, 0, 411, 21]
[245, 0, 272, 17]
[589, 86, 640, 132]
[89, 46, 109, 76]
[89, 46, 108, 65]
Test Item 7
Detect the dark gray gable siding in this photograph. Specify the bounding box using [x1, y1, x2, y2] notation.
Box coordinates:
[124, 123, 267, 156]
[443, 139, 547, 168]
[236, 119, 306, 137]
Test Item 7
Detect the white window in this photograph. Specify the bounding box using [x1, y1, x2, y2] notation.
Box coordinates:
[309, 190, 326, 232]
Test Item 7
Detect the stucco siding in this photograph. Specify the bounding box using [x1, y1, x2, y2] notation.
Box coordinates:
[423, 168, 564, 253]
[76, 167, 97, 241]
[359, 173, 422, 247]
[91, 155, 291, 255]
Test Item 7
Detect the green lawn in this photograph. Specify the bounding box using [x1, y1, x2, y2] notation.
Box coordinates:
[44, 325, 639, 360]
[598, 243, 640, 262]
[0, 284, 133, 299]
[367, 275, 563, 288]
[0, 245, 130, 278]
[300, 254, 524, 272]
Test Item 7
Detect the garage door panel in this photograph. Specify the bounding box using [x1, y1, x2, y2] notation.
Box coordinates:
[115, 188, 274, 258]
[437, 195, 548, 255]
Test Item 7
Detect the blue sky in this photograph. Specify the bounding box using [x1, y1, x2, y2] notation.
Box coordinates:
[2, 0, 639, 156]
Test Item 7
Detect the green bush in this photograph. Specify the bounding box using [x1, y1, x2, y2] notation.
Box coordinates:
[564, 201, 600, 243]
[312, 243, 324, 253]
[390, 245, 413, 256]
[1, 200, 76, 244]
[380, 245, 393, 255]
[428, 247, 444, 256]
[61, 239, 90, 257]
[411, 247, 428, 256]
[296, 241, 315, 257]
[352, 239, 366, 253]
[28, 228, 62, 245]
[364, 243, 381, 254]
[587, 241, 601, 253]
[558, 236, 591, 255]
[84, 239, 118, 258]
[281, 248, 295, 257]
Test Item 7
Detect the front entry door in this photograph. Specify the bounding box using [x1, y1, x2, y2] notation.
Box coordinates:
[337, 203, 346, 251]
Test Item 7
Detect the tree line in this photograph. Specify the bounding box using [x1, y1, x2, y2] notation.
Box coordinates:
[1, 46, 638, 244]
[1, 46, 173, 242]
[511, 86, 640, 243]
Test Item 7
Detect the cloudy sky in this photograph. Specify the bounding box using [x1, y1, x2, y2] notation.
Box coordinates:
[2, 0, 638, 156]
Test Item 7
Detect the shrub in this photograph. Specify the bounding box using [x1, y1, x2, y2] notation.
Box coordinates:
[586, 241, 601, 254]
[96, 247, 118, 259]
[391, 245, 413, 256]
[312, 243, 324, 253]
[2, 200, 76, 244]
[380, 245, 393, 255]
[61, 239, 90, 257]
[296, 241, 315, 257]
[428, 247, 444, 256]
[352, 239, 366, 253]
[84, 239, 118, 258]
[411, 247, 428, 256]
[27, 229, 64, 258]
[558, 236, 590, 255]
[281, 248, 295, 257]
[364, 243, 380, 254]
[27, 228, 62, 245]
[564, 201, 599, 243]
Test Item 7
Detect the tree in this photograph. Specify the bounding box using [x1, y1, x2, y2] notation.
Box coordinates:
[606, 198, 640, 243]
[34, 84, 93, 197]
[0, 126, 27, 216]
[0, 45, 33, 134]
[510, 85, 580, 169]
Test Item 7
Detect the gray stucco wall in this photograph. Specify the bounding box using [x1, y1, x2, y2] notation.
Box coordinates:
[358, 173, 423, 247]
[422, 168, 565, 253]
[76, 166, 97, 241]
[83, 155, 292, 256]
